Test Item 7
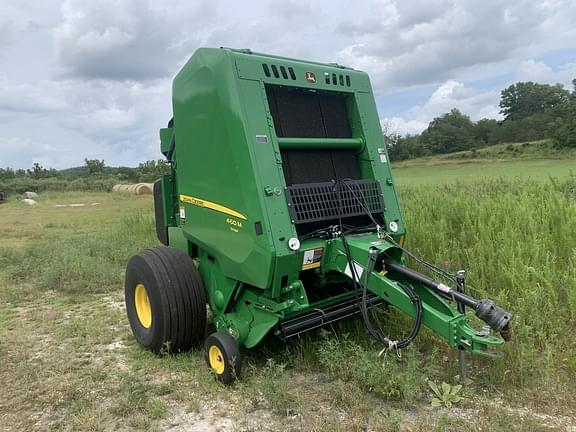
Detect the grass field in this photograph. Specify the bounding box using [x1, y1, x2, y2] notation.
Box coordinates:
[1, 163, 575, 431]
[392, 139, 575, 186]
[393, 158, 576, 186]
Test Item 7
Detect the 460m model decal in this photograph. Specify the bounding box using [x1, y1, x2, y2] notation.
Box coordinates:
[179, 194, 247, 220]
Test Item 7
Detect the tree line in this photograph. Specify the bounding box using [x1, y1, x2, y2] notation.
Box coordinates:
[386, 79, 576, 161]
[0, 159, 171, 183]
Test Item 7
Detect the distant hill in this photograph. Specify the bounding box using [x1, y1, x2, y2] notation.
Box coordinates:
[392, 139, 576, 167]
[59, 166, 139, 178]
[59, 166, 90, 177]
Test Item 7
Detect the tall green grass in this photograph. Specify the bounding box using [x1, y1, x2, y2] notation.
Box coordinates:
[398, 175, 576, 387]
[2, 176, 574, 400]
[0, 214, 157, 301]
[287, 175, 576, 402]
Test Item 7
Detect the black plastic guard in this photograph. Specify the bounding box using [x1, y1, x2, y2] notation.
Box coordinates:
[153, 180, 168, 245]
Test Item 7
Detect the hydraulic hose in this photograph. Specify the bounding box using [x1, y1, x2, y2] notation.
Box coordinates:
[334, 179, 424, 351]
[359, 248, 424, 350]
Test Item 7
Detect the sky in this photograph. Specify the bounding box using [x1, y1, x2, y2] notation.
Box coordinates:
[1, 0, 576, 169]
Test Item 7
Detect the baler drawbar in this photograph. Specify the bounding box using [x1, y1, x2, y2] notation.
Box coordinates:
[124, 47, 513, 383]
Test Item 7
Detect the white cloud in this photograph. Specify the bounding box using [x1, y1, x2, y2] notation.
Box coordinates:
[0, 78, 68, 113]
[1, 0, 576, 168]
[382, 80, 501, 135]
[0, 77, 171, 168]
[337, 0, 576, 92]
[516, 59, 576, 88]
[54, 0, 198, 80]
[382, 117, 428, 136]
[0, 20, 14, 50]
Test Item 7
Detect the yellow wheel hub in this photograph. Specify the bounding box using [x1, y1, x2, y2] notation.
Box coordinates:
[208, 345, 225, 375]
[134, 283, 152, 328]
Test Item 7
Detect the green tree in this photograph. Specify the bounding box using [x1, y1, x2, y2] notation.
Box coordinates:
[499, 81, 570, 121]
[420, 108, 477, 154]
[473, 118, 499, 145]
[552, 99, 576, 148]
[27, 162, 53, 179]
[115, 167, 139, 183]
[0, 167, 16, 180]
[137, 160, 171, 183]
[84, 159, 106, 175]
[387, 134, 428, 161]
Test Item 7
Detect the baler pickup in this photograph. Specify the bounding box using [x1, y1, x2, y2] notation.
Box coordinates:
[124, 47, 513, 384]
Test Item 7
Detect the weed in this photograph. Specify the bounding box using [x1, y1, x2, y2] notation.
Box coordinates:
[427, 380, 463, 408]
[243, 358, 298, 415]
[316, 333, 425, 403]
[146, 399, 168, 419]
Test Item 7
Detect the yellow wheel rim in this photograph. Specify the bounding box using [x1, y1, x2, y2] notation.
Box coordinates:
[208, 345, 225, 375]
[134, 283, 152, 328]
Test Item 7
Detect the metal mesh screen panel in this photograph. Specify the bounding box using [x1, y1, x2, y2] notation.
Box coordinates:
[285, 180, 384, 224]
[265, 85, 351, 138]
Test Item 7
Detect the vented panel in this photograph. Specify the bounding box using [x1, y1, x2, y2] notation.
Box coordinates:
[285, 180, 384, 224]
[281, 149, 360, 185]
[262, 63, 297, 81]
[324, 73, 351, 87]
[265, 85, 351, 138]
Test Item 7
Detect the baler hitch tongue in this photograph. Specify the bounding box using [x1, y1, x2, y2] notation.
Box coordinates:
[383, 259, 512, 341]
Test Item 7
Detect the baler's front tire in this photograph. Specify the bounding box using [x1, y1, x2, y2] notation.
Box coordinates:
[125, 246, 207, 353]
[205, 332, 242, 384]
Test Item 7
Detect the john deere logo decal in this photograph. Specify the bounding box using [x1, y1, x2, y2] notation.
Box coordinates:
[305, 72, 316, 83]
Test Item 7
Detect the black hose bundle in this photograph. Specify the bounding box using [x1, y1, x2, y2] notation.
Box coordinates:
[360, 249, 423, 349]
[334, 179, 424, 351]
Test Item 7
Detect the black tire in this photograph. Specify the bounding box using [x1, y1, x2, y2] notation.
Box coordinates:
[125, 246, 206, 353]
[204, 332, 242, 384]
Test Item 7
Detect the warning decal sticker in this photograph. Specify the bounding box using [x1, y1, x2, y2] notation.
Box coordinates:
[344, 261, 364, 282]
[302, 247, 324, 270]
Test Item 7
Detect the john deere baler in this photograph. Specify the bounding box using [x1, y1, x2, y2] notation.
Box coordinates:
[124, 48, 512, 383]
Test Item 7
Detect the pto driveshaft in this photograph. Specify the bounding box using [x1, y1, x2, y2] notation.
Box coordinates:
[383, 259, 513, 340]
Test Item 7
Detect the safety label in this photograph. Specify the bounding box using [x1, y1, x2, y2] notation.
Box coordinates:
[377, 148, 387, 163]
[302, 247, 323, 270]
[344, 261, 364, 281]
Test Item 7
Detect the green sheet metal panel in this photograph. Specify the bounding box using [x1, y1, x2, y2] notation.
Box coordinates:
[170, 47, 406, 295]
[172, 48, 274, 290]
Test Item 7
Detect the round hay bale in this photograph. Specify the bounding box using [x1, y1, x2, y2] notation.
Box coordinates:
[135, 183, 153, 195]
